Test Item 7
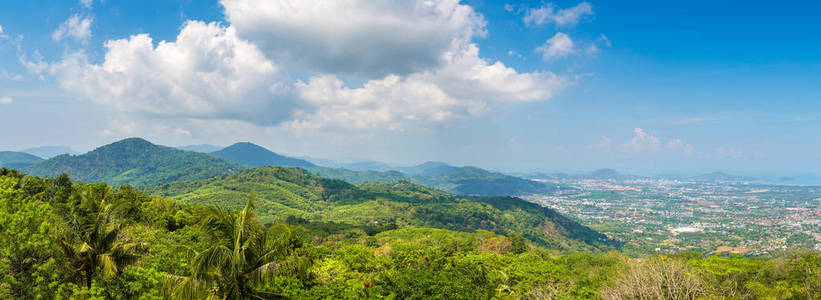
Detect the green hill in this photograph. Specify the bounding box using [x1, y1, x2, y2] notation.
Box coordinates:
[398, 161, 459, 176]
[304, 162, 554, 197]
[412, 166, 554, 196]
[211, 142, 316, 168]
[24, 138, 241, 186]
[305, 165, 408, 184]
[0, 151, 43, 169]
[149, 166, 616, 251]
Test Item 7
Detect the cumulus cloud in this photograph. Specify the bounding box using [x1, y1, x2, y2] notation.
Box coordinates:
[46, 0, 572, 133]
[220, 0, 486, 77]
[536, 32, 574, 60]
[291, 43, 566, 131]
[80, 0, 93, 9]
[0, 96, 12, 104]
[667, 138, 696, 155]
[52, 21, 300, 126]
[52, 14, 93, 42]
[524, 1, 593, 27]
[597, 128, 700, 157]
[625, 128, 660, 152]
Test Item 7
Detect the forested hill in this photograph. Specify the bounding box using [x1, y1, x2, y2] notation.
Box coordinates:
[411, 166, 557, 196]
[0, 151, 43, 169]
[149, 166, 616, 251]
[305, 162, 558, 197]
[211, 142, 316, 168]
[24, 138, 241, 186]
[3, 168, 817, 299]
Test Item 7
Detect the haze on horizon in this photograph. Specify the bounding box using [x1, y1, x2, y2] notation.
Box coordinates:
[2, 0, 821, 176]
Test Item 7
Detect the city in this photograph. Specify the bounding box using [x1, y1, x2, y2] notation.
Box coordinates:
[525, 176, 821, 256]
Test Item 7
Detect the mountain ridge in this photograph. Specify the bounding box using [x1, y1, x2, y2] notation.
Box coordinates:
[0, 151, 44, 169]
[149, 166, 617, 251]
[211, 142, 316, 168]
[24, 138, 241, 186]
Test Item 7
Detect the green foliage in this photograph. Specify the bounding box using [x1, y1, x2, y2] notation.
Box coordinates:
[0, 169, 819, 299]
[59, 182, 146, 289]
[166, 194, 303, 299]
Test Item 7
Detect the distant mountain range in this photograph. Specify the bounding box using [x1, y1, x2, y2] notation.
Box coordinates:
[397, 161, 458, 177]
[24, 138, 241, 186]
[0, 151, 44, 169]
[22, 145, 79, 159]
[304, 160, 557, 197]
[527, 168, 757, 183]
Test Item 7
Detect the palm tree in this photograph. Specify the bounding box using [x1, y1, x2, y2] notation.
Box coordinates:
[167, 193, 295, 299]
[60, 183, 144, 289]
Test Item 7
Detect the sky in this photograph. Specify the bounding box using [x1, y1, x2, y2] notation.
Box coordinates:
[1, 0, 821, 176]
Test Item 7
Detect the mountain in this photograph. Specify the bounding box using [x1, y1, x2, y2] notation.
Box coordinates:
[177, 144, 222, 153]
[149, 166, 617, 251]
[0, 151, 43, 169]
[399, 161, 459, 176]
[22, 145, 79, 159]
[24, 138, 241, 186]
[413, 166, 554, 196]
[211, 142, 316, 168]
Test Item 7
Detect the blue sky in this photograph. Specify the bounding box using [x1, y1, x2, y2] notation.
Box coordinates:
[1, 0, 820, 176]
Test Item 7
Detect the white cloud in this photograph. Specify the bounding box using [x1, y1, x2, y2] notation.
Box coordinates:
[524, 2, 593, 27]
[0, 70, 23, 81]
[47, 1, 572, 133]
[536, 32, 574, 60]
[586, 34, 612, 55]
[220, 0, 486, 77]
[52, 14, 93, 42]
[667, 139, 696, 155]
[596, 128, 700, 157]
[625, 128, 660, 152]
[598, 34, 612, 47]
[80, 0, 93, 9]
[20, 50, 49, 75]
[0, 96, 12, 104]
[293, 43, 566, 131]
[52, 21, 300, 126]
